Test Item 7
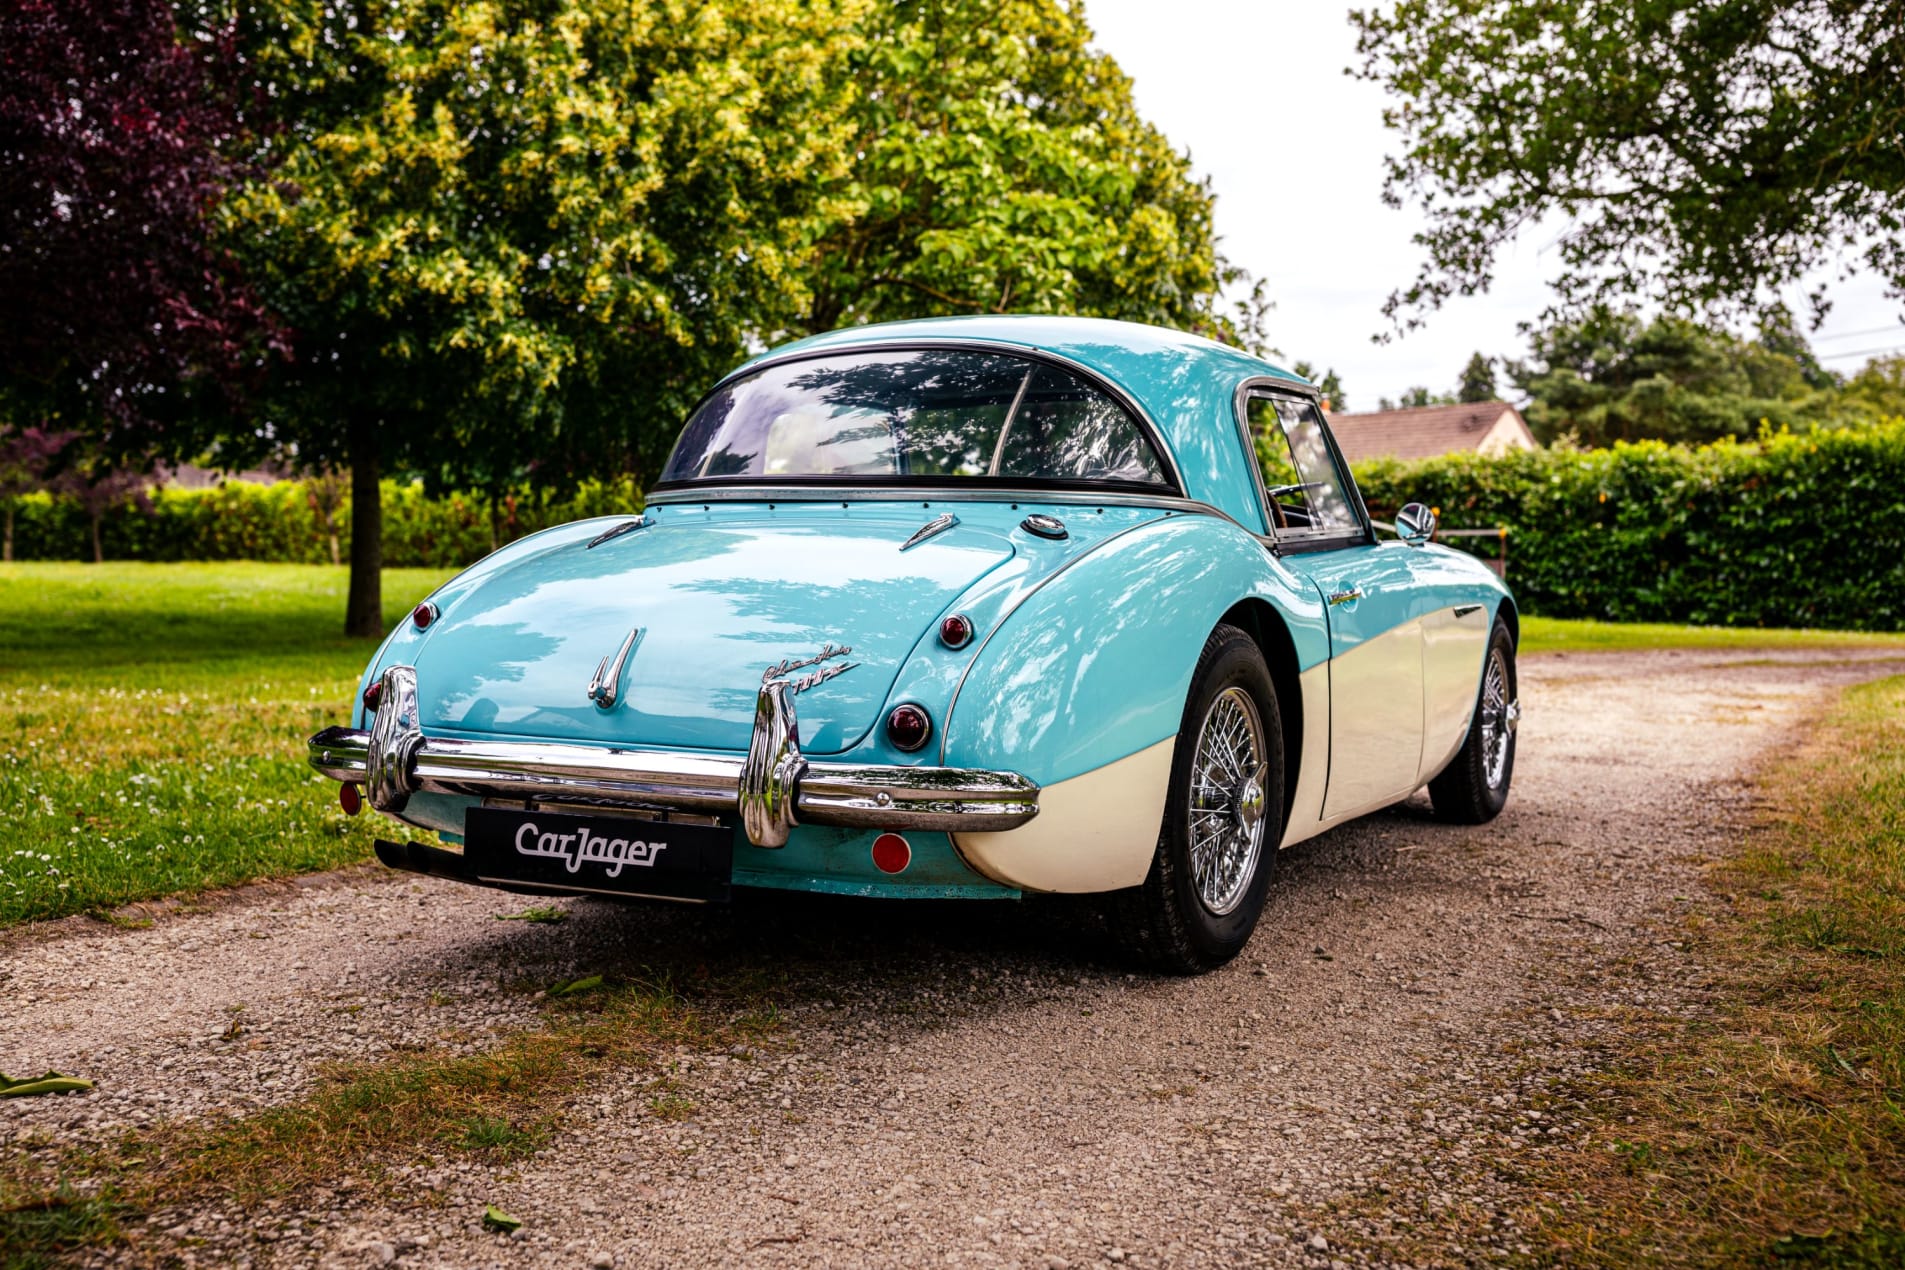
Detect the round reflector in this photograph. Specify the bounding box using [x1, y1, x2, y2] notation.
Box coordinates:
[886, 703, 932, 752]
[871, 833, 911, 874]
[939, 613, 974, 649]
[412, 602, 438, 630]
[363, 681, 383, 712]
[339, 782, 362, 816]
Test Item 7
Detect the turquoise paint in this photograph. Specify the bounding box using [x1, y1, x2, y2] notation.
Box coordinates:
[390, 789, 1015, 899]
[399, 503, 1017, 755]
[732, 825, 1017, 899]
[1279, 540, 1510, 658]
[734, 316, 1309, 533]
[352, 517, 609, 729]
[341, 315, 1515, 902]
[941, 512, 1330, 786]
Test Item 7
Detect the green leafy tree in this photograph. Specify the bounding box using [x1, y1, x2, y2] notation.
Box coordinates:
[1350, 2, 1905, 332]
[1379, 386, 1456, 411]
[1508, 306, 1822, 446]
[801, 0, 1235, 336]
[226, 0, 866, 634]
[1458, 352, 1497, 402]
[1291, 360, 1346, 412]
[1756, 303, 1838, 391]
[1837, 355, 1905, 422]
[222, 0, 1243, 633]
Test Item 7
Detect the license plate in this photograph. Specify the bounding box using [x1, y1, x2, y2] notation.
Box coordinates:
[463, 807, 732, 902]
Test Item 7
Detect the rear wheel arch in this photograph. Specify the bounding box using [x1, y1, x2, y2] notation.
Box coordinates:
[1218, 598, 1302, 838]
[1496, 595, 1521, 650]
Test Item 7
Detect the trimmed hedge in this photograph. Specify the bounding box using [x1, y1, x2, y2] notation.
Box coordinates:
[1353, 420, 1905, 630]
[5, 477, 643, 568]
[8, 423, 1902, 631]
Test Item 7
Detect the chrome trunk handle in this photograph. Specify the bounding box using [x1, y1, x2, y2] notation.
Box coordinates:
[585, 628, 643, 709]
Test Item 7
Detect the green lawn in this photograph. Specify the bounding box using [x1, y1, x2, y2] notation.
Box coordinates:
[0, 563, 452, 926]
[4, 562, 1902, 928]
[1521, 615, 1905, 654]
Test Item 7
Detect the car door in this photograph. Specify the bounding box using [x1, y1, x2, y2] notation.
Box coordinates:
[1242, 389, 1426, 820]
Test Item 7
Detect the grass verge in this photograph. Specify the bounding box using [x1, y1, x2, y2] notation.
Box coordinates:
[0, 562, 452, 926]
[0, 973, 778, 1264]
[1520, 675, 1905, 1264]
[1521, 616, 1905, 655]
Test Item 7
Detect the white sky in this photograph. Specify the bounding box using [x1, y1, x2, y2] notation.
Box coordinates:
[1085, 0, 1904, 410]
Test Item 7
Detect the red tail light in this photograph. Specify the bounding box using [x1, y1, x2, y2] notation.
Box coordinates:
[412, 602, 438, 630]
[939, 613, 974, 649]
[885, 703, 932, 752]
[363, 681, 382, 712]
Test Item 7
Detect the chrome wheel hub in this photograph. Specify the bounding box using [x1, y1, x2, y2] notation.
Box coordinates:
[1188, 686, 1269, 916]
[1478, 648, 1517, 790]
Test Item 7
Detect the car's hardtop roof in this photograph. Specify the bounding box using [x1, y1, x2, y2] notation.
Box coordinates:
[733, 315, 1313, 527]
[742, 314, 1310, 404]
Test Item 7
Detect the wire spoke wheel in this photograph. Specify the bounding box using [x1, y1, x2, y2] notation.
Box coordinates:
[1477, 647, 1518, 790]
[1187, 685, 1269, 916]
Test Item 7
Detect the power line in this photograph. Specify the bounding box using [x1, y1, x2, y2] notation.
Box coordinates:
[1811, 323, 1905, 344]
[1816, 343, 1905, 362]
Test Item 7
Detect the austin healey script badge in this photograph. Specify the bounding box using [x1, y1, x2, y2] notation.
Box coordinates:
[762, 643, 858, 693]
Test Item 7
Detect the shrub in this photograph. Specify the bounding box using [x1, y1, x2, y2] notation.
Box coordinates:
[3, 477, 643, 568]
[1353, 420, 1905, 630]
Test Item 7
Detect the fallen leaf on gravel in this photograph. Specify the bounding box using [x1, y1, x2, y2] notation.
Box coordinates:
[0, 1071, 94, 1097]
[550, 974, 604, 998]
[482, 1204, 523, 1233]
[497, 906, 567, 924]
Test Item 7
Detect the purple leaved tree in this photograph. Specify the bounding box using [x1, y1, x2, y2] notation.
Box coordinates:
[0, 0, 281, 439]
[50, 447, 155, 564]
[0, 425, 74, 562]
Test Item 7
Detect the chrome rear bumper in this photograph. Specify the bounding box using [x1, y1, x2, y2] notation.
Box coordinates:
[308, 665, 1039, 848]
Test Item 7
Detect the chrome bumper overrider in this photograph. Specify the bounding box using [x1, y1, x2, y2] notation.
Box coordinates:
[308, 665, 1039, 848]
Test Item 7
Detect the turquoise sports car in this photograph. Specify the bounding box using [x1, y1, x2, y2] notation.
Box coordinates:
[310, 316, 1519, 972]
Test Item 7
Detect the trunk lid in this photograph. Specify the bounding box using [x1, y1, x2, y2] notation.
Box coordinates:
[409, 506, 1015, 755]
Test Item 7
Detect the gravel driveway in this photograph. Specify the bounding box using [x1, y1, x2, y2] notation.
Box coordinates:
[6, 648, 1902, 1268]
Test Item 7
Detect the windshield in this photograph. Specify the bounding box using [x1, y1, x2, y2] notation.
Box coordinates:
[659, 349, 1172, 489]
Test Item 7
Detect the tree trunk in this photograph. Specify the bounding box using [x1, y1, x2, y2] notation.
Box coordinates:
[345, 419, 383, 638]
[3, 501, 13, 563]
[90, 512, 103, 564]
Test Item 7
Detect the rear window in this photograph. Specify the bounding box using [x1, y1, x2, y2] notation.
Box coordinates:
[660, 349, 1171, 489]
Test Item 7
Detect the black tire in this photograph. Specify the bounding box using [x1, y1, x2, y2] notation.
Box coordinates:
[1107, 624, 1283, 974]
[1428, 618, 1519, 824]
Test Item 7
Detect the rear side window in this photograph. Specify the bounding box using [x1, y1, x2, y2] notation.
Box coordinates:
[1248, 394, 1359, 535]
[661, 349, 1170, 489]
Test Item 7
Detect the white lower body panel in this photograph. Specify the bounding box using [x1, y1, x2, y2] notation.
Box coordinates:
[952, 736, 1176, 893]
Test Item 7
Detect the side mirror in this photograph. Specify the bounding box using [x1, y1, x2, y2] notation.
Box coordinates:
[1396, 502, 1437, 547]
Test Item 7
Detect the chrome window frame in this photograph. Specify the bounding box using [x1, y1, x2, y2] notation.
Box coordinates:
[651, 338, 1187, 498]
[1233, 376, 1375, 553]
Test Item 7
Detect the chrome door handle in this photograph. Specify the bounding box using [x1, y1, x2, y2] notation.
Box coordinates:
[1327, 588, 1363, 606]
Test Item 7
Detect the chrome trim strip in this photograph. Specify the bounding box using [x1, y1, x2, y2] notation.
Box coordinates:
[646, 485, 1216, 514]
[899, 511, 960, 552]
[663, 337, 1189, 497]
[1235, 377, 1376, 547]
